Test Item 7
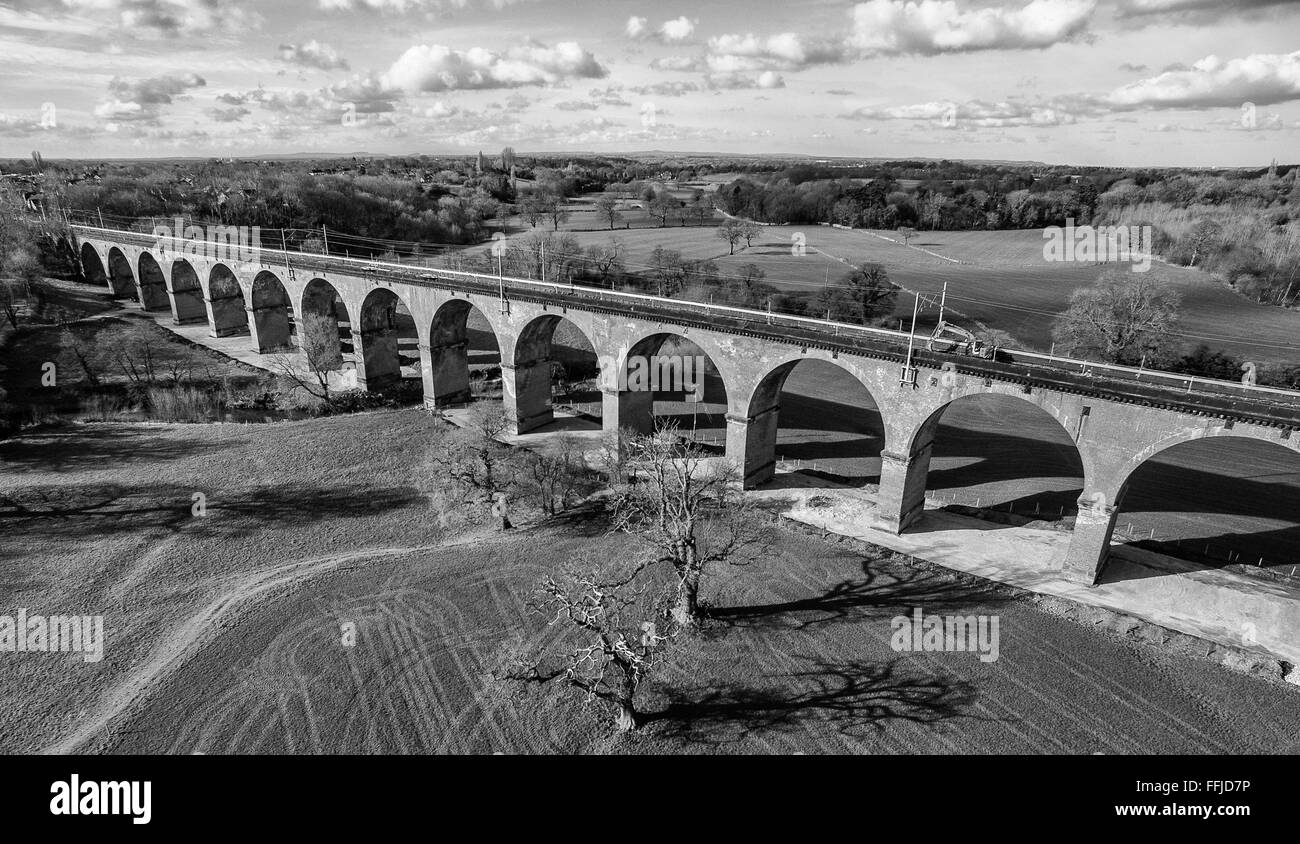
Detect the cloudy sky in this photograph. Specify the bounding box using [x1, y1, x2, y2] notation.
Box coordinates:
[1, 0, 1297, 165]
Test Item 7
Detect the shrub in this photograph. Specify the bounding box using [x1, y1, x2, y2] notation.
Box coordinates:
[80, 393, 130, 422]
[146, 385, 223, 422]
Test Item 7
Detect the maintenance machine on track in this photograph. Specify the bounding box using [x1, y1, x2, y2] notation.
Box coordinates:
[927, 321, 996, 359]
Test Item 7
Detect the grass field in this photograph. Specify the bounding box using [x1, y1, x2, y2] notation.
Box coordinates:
[1, 412, 1296, 754]
[464, 216, 1300, 365]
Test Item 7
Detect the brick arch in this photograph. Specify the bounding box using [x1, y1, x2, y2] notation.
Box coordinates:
[250, 270, 294, 352]
[1070, 429, 1300, 586]
[207, 263, 250, 338]
[506, 312, 600, 434]
[80, 242, 109, 290]
[168, 258, 208, 324]
[105, 246, 138, 301]
[422, 296, 502, 409]
[611, 328, 731, 440]
[136, 251, 171, 311]
[1114, 425, 1300, 503]
[357, 286, 418, 392]
[734, 351, 889, 489]
[882, 390, 1090, 535]
[299, 278, 353, 373]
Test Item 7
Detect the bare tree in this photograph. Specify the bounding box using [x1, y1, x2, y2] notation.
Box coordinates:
[738, 220, 760, 248]
[607, 425, 769, 628]
[521, 434, 589, 516]
[518, 192, 551, 229]
[648, 190, 676, 228]
[544, 193, 569, 232]
[266, 353, 335, 406]
[499, 558, 676, 731]
[426, 403, 519, 529]
[61, 325, 102, 388]
[1184, 219, 1223, 267]
[717, 219, 743, 255]
[687, 195, 713, 226]
[594, 194, 623, 230]
[584, 239, 624, 286]
[116, 326, 162, 388]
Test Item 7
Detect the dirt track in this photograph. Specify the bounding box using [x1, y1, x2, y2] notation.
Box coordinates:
[104, 524, 1300, 754]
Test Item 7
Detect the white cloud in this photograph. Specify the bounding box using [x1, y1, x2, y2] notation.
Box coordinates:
[319, 0, 532, 12]
[847, 0, 1095, 55]
[95, 72, 206, 122]
[627, 14, 697, 42]
[650, 55, 704, 72]
[381, 41, 607, 92]
[706, 70, 787, 89]
[1115, 0, 1299, 18]
[60, 0, 258, 35]
[659, 16, 696, 42]
[278, 41, 350, 71]
[1105, 51, 1300, 109]
[706, 32, 847, 72]
[844, 99, 1077, 126]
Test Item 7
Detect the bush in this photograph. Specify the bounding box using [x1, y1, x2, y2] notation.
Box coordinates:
[146, 385, 223, 422]
[80, 392, 131, 422]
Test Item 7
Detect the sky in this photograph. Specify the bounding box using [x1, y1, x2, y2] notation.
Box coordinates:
[0, 0, 1297, 166]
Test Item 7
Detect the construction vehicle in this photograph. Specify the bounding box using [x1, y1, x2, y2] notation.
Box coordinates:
[927, 321, 996, 359]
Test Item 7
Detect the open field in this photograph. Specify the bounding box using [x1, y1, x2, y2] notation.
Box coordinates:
[1, 412, 1297, 754]
[462, 220, 1300, 364]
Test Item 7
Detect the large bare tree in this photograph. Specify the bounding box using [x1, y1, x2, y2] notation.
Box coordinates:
[500, 557, 677, 731]
[606, 426, 769, 628]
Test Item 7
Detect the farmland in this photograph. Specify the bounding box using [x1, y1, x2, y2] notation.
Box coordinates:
[481, 201, 1300, 365]
[1, 412, 1296, 754]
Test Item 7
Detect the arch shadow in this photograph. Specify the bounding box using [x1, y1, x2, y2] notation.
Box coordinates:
[81, 243, 108, 290]
[300, 278, 352, 373]
[208, 264, 249, 338]
[357, 287, 420, 392]
[136, 252, 170, 311]
[106, 247, 139, 301]
[512, 313, 600, 432]
[168, 259, 207, 324]
[616, 331, 727, 450]
[743, 357, 884, 489]
[251, 271, 294, 352]
[906, 392, 1085, 531]
[426, 298, 501, 407]
[1104, 435, 1300, 581]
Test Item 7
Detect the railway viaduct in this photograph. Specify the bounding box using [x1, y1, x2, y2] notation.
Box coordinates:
[67, 224, 1300, 588]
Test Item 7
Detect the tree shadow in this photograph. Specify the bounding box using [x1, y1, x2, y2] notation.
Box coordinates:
[645, 656, 981, 746]
[710, 561, 1012, 631]
[0, 481, 424, 538]
[0, 427, 240, 474]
